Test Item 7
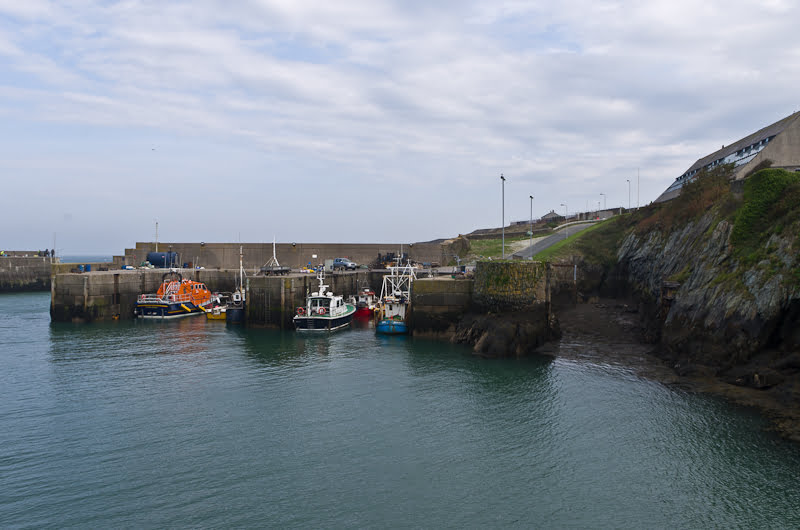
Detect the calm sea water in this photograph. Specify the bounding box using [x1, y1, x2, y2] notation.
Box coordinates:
[2, 292, 800, 528]
[60, 255, 113, 263]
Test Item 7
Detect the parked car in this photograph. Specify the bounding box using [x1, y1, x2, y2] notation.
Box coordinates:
[333, 257, 358, 271]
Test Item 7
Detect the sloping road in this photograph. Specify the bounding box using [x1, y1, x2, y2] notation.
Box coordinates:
[511, 221, 596, 259]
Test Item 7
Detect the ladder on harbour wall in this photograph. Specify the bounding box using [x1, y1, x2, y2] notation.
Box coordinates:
[550, 262, 580, 304]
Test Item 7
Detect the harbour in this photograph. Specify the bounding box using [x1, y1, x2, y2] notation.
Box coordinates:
[3, 291, 800, 528]
[5, 3, 800, 527]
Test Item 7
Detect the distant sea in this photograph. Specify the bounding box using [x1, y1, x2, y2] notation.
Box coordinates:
[60, 255, 113, 263]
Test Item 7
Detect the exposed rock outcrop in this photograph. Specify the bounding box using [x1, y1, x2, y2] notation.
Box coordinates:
[451, 311, 560, 358]
[616, 213, 800, 378]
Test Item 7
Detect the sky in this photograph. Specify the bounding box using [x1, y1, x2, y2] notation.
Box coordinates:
[1, 0, 799, 254]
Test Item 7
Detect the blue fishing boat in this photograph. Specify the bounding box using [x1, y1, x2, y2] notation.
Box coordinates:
[376, 261, 416, 335]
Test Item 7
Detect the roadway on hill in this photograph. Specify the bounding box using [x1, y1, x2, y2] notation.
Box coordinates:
[511, 221, 596, 260]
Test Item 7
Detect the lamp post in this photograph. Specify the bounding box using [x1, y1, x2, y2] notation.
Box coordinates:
[529, 195, 534, 260]
[600, 192, 606, 211]
[560, 203, 568, 240]
[627, 179, 631, 210]
[501, 174, 506, 259]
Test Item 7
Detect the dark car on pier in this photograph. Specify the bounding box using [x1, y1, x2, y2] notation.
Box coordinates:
[333, 258, 357, 271]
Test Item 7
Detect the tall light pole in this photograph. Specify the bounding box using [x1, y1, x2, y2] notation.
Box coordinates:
[501, 174, 506, 259]
[560, 203, 568, 240]
[600, 192, 606, 211]
[627, 179, 631, 210]
[529, 195, 534, 260]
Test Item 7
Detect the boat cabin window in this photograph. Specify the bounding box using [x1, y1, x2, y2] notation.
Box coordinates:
[310, 298, 330, 309]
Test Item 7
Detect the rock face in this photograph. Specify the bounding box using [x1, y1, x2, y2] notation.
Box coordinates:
[616, 213, 800, 375]
[451, 311, 561, 358]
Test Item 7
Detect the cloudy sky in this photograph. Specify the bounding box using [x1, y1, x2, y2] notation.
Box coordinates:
[1, 0, 798, 254]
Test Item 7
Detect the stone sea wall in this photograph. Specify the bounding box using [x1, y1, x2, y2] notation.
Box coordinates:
[472, 261, 549, 312]
[0, 257, 52, 292]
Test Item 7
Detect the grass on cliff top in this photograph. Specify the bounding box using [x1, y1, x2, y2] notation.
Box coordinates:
[466, 234, 533, 261]
[732, 168, 800, 253]
[533, 218, 626, 265]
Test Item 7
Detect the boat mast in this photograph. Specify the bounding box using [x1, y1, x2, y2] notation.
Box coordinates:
[239, 245, 243, 290]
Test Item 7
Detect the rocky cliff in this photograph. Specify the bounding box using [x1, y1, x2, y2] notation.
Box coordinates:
[613, 168, 800, 389]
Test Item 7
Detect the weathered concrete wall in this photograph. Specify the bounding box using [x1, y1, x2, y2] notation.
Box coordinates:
[52, 262, 115, 274]
[51, 267, 376, 324]
[472, 261, 549, 312]
[0, 257, 52, 292]
[409, 278, 474, 334]
[50, 269, 240, 322]
[124, 242, 445, 270]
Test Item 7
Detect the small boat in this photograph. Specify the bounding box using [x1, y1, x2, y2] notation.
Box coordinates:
[376, 260, 416, 335]
[205, 304, 227, 320]
[348, 287, 378, 319]
[205, 292, 230, 320]
[226, 246, 246, 324]
[135, 270, 218, 319]
[294, 268, 356, 331]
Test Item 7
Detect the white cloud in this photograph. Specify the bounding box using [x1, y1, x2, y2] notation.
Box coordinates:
[1, 0, 799, 251]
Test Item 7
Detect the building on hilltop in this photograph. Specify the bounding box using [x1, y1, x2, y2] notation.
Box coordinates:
[541, 210, 565, 223]
[655, 111, 800, 203]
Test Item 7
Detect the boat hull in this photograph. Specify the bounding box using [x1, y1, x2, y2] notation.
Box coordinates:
[226, 304, 245, 324]
[294, 310, 354, 332]
[376, 319, 408, 335]
[206, 307, 227, 320]
[354, 307, 373, 319]
[135, 301, 205, 319]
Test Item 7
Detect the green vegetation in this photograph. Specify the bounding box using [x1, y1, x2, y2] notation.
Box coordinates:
[634, 164, 735, 236]
[731, 168, 800, 252]
[467, 234, 532, 260]
[533, 218, 627, 264]
[668, 265, 692, 284]
[461, 168, 800, 293]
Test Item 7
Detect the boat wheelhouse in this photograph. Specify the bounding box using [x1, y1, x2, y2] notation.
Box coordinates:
[349, 286, 378, 318]
[294, 268, 356, 331]
[135, 271, 217, 319]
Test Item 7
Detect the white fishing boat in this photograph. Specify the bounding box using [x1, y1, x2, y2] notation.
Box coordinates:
[294, 268, 356, 331]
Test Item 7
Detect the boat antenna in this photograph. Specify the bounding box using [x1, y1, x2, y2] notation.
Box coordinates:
[239, 245, 244, 289]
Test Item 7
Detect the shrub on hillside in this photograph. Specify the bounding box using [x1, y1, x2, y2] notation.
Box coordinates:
[635, 163, 733, 234]
[731, 168, 800, 247]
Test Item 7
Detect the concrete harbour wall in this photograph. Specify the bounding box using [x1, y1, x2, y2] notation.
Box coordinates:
[0, 257, 52, 292]
[409, 278, 474, 334]
[124, 242, 446, 270]
[50, 269, 240, 322]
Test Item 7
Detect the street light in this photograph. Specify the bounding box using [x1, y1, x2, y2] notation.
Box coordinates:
[560, 203, 568, 240]
[627, 179, 631, 210]
[529, 195, 534, 260]
[600, 192, 606, 211]
[501, 174, 506, 259]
